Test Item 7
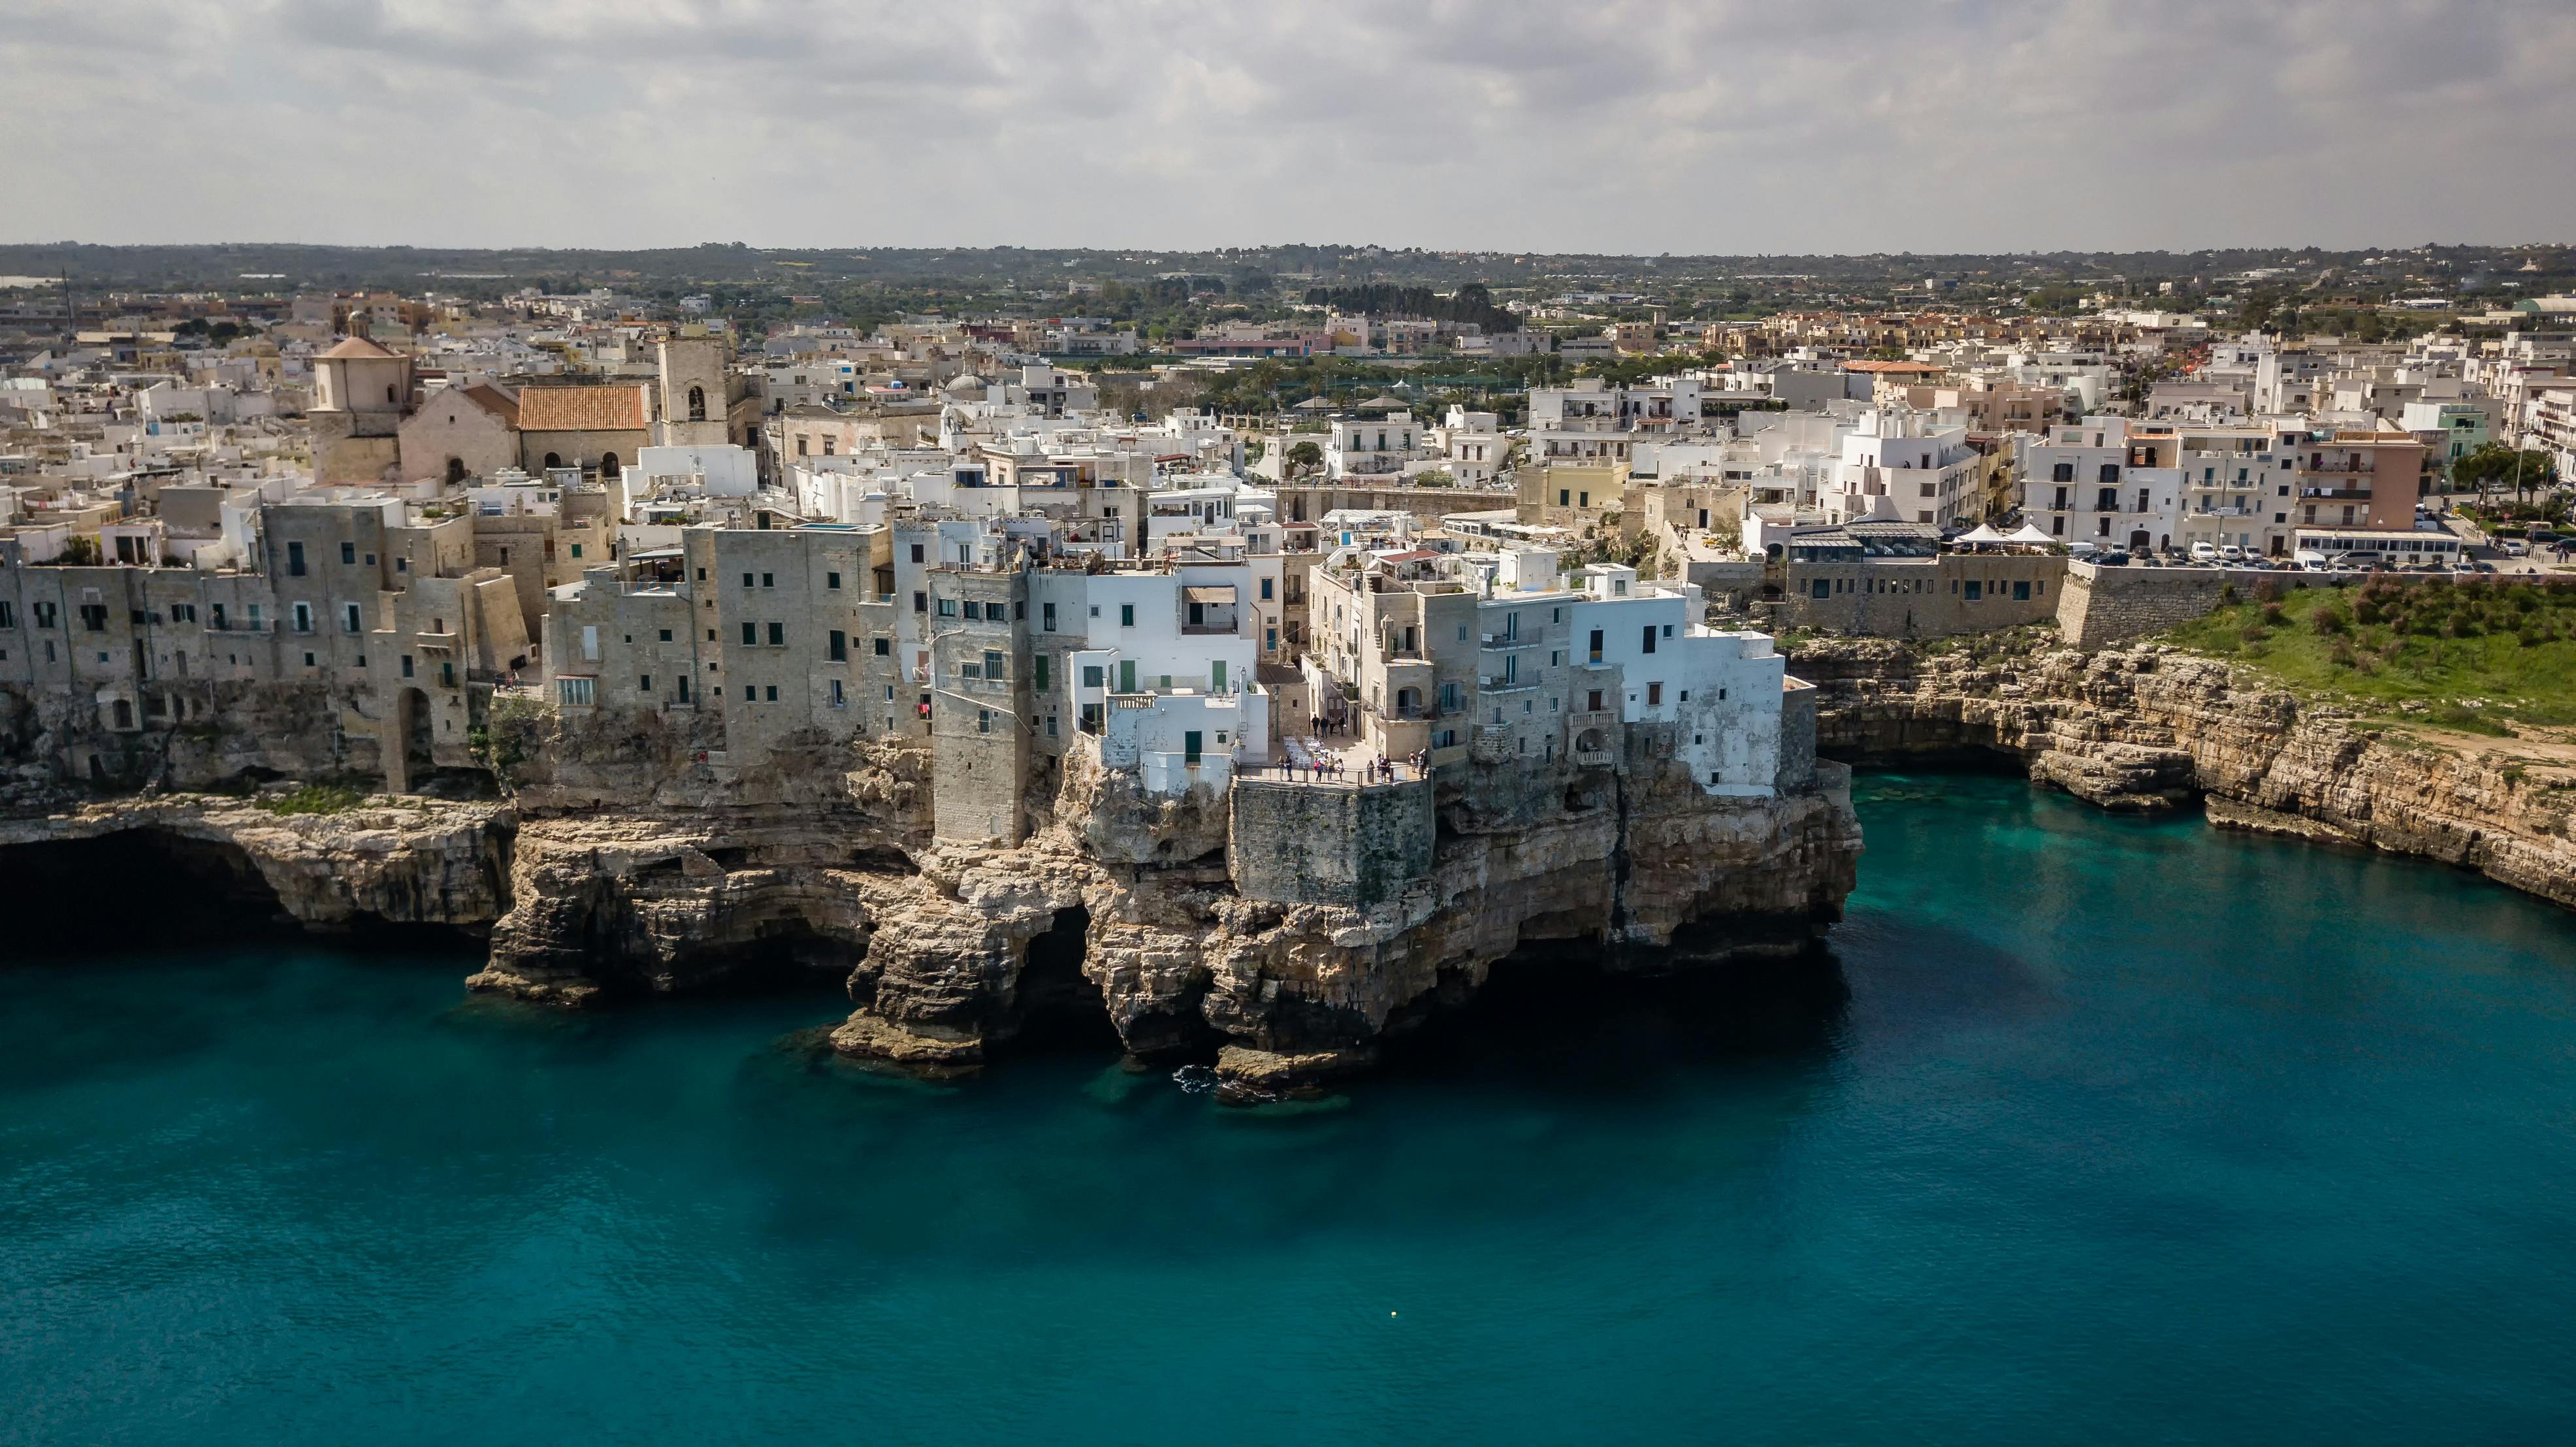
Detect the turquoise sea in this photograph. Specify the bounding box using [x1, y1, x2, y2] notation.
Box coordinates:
[5, 773, 2575, 1443]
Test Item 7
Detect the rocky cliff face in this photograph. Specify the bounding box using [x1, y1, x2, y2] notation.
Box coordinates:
[1794, 636, 2576, 909]
[462, 705, 1863, 1095]
[3, 692, 1862, 1096]
[0, 794, 513, 928]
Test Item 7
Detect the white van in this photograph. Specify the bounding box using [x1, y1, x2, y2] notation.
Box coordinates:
[2294, 549, 2332, 572]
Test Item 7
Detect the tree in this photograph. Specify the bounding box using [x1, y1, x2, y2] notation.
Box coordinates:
[1285, 440, 1323, 478]
[2452, 444, 2560, 505]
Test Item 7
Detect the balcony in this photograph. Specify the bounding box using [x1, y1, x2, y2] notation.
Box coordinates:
[2300, 487, 2373, 500]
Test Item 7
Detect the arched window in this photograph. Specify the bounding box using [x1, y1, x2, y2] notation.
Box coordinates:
[599, 451, 620, 477]
[687, 385, 706, 422]
[543, 452, 562, 470]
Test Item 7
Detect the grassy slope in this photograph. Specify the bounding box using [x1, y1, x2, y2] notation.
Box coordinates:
[2163, 576, 2576, 734]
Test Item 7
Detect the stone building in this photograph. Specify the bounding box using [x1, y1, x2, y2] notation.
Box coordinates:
[398, 383, 519, 485]
[308, 337, 413, 483]
[517, 383, 653, 478]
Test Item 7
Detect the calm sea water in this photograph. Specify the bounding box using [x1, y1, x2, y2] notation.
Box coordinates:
[6, 773, 2576, 1444]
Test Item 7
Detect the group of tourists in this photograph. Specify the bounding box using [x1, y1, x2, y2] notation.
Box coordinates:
[1276, 748, 1432, 785]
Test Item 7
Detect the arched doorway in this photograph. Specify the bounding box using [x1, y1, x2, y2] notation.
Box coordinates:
[2128, 529, 2151, 553]
[444, 456, 466, 485]
[598, 451, 619, 478]
[543, 452, 562, 470]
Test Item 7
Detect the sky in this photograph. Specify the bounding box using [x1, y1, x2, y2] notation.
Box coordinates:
[5, 0, 2573, 255]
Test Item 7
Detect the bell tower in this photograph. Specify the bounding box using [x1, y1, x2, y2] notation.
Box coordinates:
[655, 335, 731, 447]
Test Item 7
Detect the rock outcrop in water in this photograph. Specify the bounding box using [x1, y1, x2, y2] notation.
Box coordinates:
[1794, 634, 2576, 909]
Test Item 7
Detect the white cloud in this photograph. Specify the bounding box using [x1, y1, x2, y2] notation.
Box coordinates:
[2, 0, 2570, 252]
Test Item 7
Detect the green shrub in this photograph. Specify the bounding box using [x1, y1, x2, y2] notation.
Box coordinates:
[255, 783, 366, 816]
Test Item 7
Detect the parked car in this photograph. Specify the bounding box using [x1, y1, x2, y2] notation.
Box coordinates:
[2097, 549, 2131, 566]
[2219, 544, 2247, 563]
[2189, 542, 2219, 564]
[2294, 549, 2332, 572]
[2500, 539, 2530, 556]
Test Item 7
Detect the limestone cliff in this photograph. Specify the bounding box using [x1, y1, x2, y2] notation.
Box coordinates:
[3, 689, 1861, 1095]
[1794, 635, 2576, 909]
[457, 700, 1862, 1094]
[0, 793, 513, 928]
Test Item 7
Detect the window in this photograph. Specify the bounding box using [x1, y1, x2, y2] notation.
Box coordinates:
[743, 573, 754, 588]
[767, 622, 784, 646]
[1260, 577, 1274, 600]
[340, 541, 355, 564]
[937, 598, 958, 617]
[287, 540, 306, 576]
[984, 649, 1005, 679]
[401, 655, 413, 677]
[1120, 604, 1135, 627]
[827, 572, 842, 591]
[78, 604, 107, 632]
[0, 602, 12, 628]
[874, 637, 890, 657]
[1083, 665, 1104, 689]
[1662, 623, 1673, 638]
[1642, 625, 1656, 655]
[641, 675, 653, 693]
[962, 601, 980, 621]
[1042, 602, 1057, 631]
[742, 622, 758, 645]
[558, 677, 594, 706]
[828, 630, 846, 662]
[291, 603, 313, 634]
[910, 544, 924, 563]
[343, 603, 362, 633]
[761, 573, 774, 589]
[914, 591, 927, 613]
[659, 628, 672, 642]
[570, 544, 584, 560]
[1034, 655, 1050, 692]
[395, 557, 408, 574]
[1647, 683, 1662, 706]
[978, 709, 993, 734]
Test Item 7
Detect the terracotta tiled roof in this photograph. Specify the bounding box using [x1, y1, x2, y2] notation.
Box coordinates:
[319, 336, 400, 360]
[457, 383, 519, 427]
[516, 383, 650, 433]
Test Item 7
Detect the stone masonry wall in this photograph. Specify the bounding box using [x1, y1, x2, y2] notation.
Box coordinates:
[1227, 776, 1435, 907]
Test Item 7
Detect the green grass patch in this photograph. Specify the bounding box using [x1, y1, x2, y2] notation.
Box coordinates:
[253, 783, 368, 816]
[2163, 576, 2576, 730]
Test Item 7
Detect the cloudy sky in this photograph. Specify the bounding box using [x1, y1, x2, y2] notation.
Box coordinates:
[5, 0, 2571, 254]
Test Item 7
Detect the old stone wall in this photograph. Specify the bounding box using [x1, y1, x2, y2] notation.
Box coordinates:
[2052, 561, 2239, 649]
[1775, 679, 1818, 793]
[1227, 776, 1435, 907]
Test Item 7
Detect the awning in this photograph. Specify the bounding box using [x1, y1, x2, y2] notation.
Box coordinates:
[2006, 523, 2055, 544]
[1956, 524, 2009, 544]
[1184, 585, 1236, 604]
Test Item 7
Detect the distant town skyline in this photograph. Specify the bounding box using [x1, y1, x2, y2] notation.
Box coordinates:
[5, 0, 2574, 255]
